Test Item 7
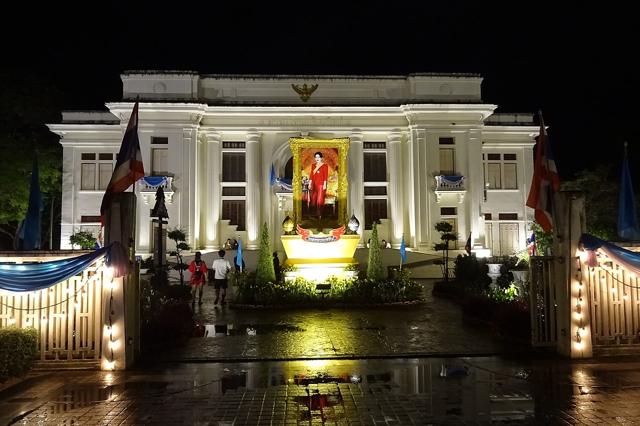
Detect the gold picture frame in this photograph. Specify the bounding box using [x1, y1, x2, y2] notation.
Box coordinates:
[289, 137, 350, 228]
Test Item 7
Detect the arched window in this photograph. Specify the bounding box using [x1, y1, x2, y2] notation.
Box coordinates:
[284, 157, 293, 181]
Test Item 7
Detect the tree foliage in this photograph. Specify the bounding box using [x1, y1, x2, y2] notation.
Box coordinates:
[69, 230, 96, 250]
[256, 222, 276, 284]
[0, 69, 63, 249]
[561, 164, 618, 240]
[367, 222, 385, 280]
[167, 228, 190, 286]
[434, 221, 458, 283]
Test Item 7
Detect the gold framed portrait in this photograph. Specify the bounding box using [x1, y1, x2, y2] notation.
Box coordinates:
[289, 137, 350, 229]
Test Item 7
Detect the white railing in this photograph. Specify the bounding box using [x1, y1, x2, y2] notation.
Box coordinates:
[585, 261, 640, 346]
[529, 256, 558, 347]
[0, 261, 106, 361]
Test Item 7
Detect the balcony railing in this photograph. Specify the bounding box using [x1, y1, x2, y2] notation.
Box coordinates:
[434, 175, 466, 203]
[139, 176, 174, 204]
[435, 175, 465, 191]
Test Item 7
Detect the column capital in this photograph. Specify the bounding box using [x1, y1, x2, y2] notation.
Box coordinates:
[349, 129, 364, 141]
[387, 130, 403, 143]
[204, 131, 222, 143]
[246, 130, 261, 142]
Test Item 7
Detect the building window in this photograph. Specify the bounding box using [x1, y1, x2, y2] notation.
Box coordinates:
[439, 149, 455, 175]
[80, 215, 101, 223]
[363, 143, 388, 230]
[484, 213, 492, 220]
[221, 142, 247, 230]
[80, 153, 115, 190]
[363, 153, 386, 181]
[440, 207, 457, 216]
[151, 148, 169, 175]
[439, 137, 455, 175]
[498, 213, 518, 220]
[222, 152, 246, 182]
[364, 199, 387, 230]
[222, 200, 246, 231]
[483, 153, 518, 189]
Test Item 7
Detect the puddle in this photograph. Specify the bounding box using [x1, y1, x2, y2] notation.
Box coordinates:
[196, 323, 304, 337]
[296, 390, 344, 422]
[45, 382, 169, 414]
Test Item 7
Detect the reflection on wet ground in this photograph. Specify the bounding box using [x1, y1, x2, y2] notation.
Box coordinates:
[171, 280, 522, 361]
[2, 357, 546, 425]
[5, 356, 640, 424]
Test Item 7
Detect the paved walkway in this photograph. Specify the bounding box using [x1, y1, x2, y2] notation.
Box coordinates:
[3, 356, 640, 425]
[165, 281, 520, 361]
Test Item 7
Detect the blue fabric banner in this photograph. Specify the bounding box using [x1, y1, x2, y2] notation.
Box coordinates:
[580, 233, 640, 274]
[0, 246, 110, 292]
[141, 176, 167, 187]
[618, 148, 640, 240]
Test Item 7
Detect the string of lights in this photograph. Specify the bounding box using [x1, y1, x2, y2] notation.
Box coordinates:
[0, 266, 102, 312]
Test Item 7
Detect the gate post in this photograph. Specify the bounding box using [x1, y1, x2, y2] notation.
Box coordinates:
[103, 193, 139, 370]
[553, 191, 592, 358]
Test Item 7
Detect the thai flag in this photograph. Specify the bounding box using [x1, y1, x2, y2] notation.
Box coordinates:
[527, 232, 537, 256]
[526, 111, 560, 233]
[100, 102, 145, 223]
[464, 232, 472, 255]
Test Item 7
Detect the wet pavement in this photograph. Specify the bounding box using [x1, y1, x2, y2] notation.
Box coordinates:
[3, 356, 640, 425]
[169, 281, 520, 361]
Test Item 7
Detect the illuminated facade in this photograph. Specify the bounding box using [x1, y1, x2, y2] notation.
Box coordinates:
[49, 71, 537, 256]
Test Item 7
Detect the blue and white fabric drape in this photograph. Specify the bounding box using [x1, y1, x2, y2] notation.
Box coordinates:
[0, 246, 111, 292]
[580, 234, 640, 275]
[141, 176, 167, 187]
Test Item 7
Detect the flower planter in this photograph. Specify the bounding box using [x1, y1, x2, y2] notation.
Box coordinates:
[487, 263, 502, 287]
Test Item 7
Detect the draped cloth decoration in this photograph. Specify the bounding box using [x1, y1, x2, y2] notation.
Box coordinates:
[0, 246, 111, 292]
[579, 233, 640, 274]
[141, 176, 167, 188]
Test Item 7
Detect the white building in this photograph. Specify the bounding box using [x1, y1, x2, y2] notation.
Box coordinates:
[48, 71, 537, 257]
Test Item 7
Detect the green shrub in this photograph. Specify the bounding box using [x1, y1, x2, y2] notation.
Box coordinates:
[367, 223, 384, 280]
[141, 281, 194, 344]
[256, 222, 276, 284]
[0, 327, 38, 382]
[453, 255, 491, 294]
[69, 230, 97, 250]
[231, 270, 423, 306]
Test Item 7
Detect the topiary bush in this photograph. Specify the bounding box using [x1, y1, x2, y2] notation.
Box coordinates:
[453, 254, 491, 294]
[0, 327, 38, 382]
[367, 223, 385, 280]
[256, 222, 276, 284]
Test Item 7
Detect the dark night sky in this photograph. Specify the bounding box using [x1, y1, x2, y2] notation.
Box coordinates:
[4, 1, 638, 178]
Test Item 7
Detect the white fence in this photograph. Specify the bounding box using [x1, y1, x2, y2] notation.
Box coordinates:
[0, 261, 106, 361]
[529, 256, 558, 347]
[584, 261, 640, 347]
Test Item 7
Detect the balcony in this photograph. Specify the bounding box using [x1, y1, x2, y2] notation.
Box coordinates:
[434, 175, 466, 203]
[139, 176, 174, 204]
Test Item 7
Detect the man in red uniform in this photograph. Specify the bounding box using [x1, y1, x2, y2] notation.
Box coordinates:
[309, 151, 328, 218]
[188, 251, 208, 305]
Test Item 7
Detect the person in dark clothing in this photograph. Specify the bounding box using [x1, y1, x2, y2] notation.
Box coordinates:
[273, 251, 281, 282]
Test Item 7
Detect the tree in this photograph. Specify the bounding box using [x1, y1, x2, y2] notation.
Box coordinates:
[256, 222, 276, 284]
[434, 221, 458, 283]
[0, 68, 63, 249]
[167, 229, 190, 285]
[561, 164, 618, 240]
[530, 221, 553, 256]
[69, 230, 97, 250]
[367, 222, 384, 280]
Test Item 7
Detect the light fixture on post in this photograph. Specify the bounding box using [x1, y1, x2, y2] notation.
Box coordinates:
[347, 213, 360, 235]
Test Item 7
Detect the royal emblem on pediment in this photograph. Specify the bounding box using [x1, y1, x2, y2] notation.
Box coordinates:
[291, 83, 318, 102]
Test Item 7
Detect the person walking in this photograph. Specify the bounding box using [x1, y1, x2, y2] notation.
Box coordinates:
[273, 251, 281, 282]
[188, 251, 208, 305]
[212, 249, 232, 305]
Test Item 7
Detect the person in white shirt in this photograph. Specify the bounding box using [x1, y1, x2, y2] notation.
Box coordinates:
[211, 249, 232, 305]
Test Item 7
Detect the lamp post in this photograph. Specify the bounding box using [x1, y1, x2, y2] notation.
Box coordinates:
[150, 186, 169, 272]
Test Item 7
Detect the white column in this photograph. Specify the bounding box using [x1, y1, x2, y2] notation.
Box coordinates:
[407, 127, 428, 248]
[387, 130, 404, 248]
[245, 131, 261, 249]
[204, 132, 221, 248]
[467, 128, 483, 246]
[180, 127, 198, 248]
[348, 131, 364, 242]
